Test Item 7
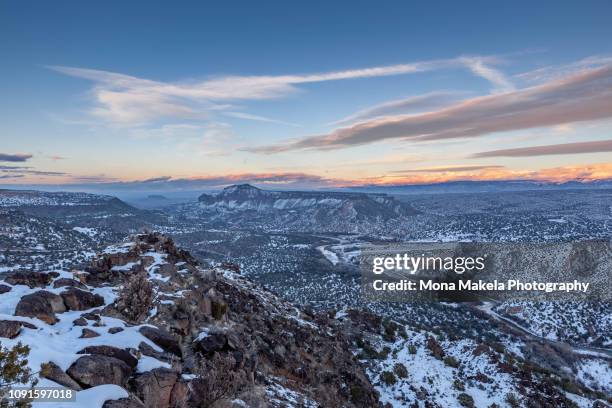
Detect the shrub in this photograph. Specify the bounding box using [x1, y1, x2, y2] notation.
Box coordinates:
[457, 392, 475, 408]
[408, 344, 417, 354]
[444, 356, 460, 368]
[0, 342, 35, 408]
[393, 363, 408, 379]
[453, 378, 465, 391]
[116, 270, 154, 322]
[211, 300, 228, 320]
[505, 393, 520, 408]
[380, 371, 397, 386]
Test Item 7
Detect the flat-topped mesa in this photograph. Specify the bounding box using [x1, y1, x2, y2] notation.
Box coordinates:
[198, 183, 417, 219]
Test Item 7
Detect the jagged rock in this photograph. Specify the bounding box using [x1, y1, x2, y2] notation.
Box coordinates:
[102, 398, 145, 408]
[169, 379, 189, 408]
[138, 342, 175, 364]
[60, 288, 104, 311]
[40, 361, 82, 391]
[0, 284, 11, 294]
[77, 345, 138, 369]
[108, 327, 124, 334]
[14, 290, 66, 324]
[73, 317, 88, 326]
[0, 320, 23, 338]
[80, 328, 100, 338]
[53, 278, 88, 290]
[82, 312, 101, 321]
[139, 326, 181, 356]
[194, 331, 228, 355]
[67, 355, 132, 388]
[4, 271, 52, 288]
[134, 368, 178, 408]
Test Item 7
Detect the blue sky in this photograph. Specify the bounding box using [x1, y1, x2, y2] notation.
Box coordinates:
[1, 1, 612, 189]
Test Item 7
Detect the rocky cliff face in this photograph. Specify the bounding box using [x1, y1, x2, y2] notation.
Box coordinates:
[0, 232, 379, 408]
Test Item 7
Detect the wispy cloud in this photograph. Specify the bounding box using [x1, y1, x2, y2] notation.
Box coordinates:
[393, 165, 505, 173]
[460, 57, 515, 92]
[472, 139, 612, 158]
[247, 65, 612, 153]
[57, 172, 342, 191]
[0, 164, 66, 177]
[48, 55, 508, 127]
[516, 55, 612, 83]
[223, 112, 300, 127]
[0, 153, 33, 162]
[331, 92, 463, 126]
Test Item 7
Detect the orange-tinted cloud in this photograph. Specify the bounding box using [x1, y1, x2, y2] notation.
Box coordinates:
[363, 163, 612, 185]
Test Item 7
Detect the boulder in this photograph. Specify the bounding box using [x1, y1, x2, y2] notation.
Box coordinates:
[60, 288, 104, 311]
[194, 331, 228, 355]
[108, 327, 124, 334]
[0, 320, 23, 338]
[138, 342, 173, 363]
[80, 328, 100, 338]
[4, 271, 52, 288]
[53, 278, 88, 290]
[40, 361, 82, 391]
[67, 355, 132, 388]
[14, 291, 66, 324]
[73, 317, 88, 326]
[139, 326, 181, 356]
[169, 379, 189, 408]
[134, 368, 178, 408]
[77, 345, 138, 369]
[82, 312, 101, 322]
[0, 284, 11, 294]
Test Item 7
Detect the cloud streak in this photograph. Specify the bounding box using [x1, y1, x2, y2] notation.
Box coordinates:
[0, 153, 33, 162]
[49, 55, 507, 126]
[248, 65, 612, 153]
[393, 165, 505, 173]
[472, 139, 612, 158]
[331, 92, 464, 126]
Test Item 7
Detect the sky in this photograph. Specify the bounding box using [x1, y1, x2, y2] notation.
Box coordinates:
[1, 0, 612, 191]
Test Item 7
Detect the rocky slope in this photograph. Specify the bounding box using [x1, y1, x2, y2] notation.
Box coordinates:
[0, 232, 379, 408]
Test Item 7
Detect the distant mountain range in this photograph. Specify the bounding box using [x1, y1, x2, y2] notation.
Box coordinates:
[345, 179, 612, 195]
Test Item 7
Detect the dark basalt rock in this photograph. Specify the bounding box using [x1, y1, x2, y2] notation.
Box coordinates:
[14, 290, 66, 324]
[53, 278, 88, 290]
[0, 320, 23, 338]
[134, 368, 178, 408]
[193, 331, 228, 355]
[77, 345, 138, 369]
[60, 288, 104, 311]
[0, 284, 11, 294]
[4, 271, 52, 288]
[67, 355, 132, 388]
[139, 326, 181, 356]
[79, 328, 100, 338]
[40, 361, 82, 391]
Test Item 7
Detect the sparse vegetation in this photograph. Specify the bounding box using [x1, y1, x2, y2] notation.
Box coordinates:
[380, 371, 397, 386]
[116, 270, 154, 322]
[0, 342, 34, 408]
